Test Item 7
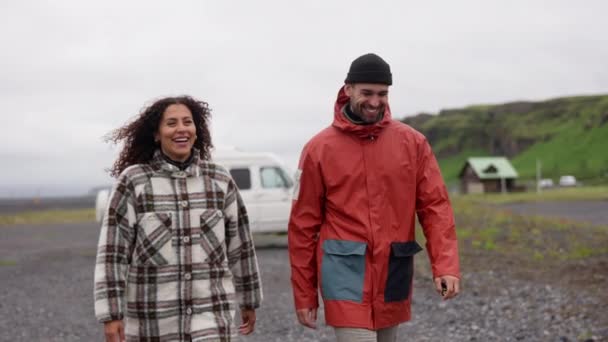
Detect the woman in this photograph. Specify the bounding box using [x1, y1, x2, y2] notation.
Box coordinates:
[94, 96, 262, 342]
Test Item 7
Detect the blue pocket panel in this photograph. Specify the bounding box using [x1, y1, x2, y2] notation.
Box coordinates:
[321, 240, 367, 302]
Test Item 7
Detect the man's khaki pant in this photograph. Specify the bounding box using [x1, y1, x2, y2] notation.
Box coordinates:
[334, 326, 398, 342]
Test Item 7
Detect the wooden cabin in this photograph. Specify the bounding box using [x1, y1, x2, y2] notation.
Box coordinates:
[459, 157, 519, 194]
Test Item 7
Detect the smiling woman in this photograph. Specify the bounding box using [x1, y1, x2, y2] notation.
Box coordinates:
[154, 103, 198, 162]
[106, 96, 214, 177]
[95, 96, 263, 342]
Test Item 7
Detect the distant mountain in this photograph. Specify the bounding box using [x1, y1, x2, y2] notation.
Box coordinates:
[400, 95, 608, 184]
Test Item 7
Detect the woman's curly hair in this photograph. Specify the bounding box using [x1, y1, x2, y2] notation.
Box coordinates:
[107, 96, 213, 177]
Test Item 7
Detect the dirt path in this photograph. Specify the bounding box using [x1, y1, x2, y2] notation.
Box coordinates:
[500, 200, 608, 226]
[0, 196, 95, 214]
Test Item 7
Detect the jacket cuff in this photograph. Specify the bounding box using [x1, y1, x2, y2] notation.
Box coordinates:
[294, 297, 318, 310]
[432, 269, 461, 280]
[435, 273, 460, 278]
[97, 313, 123, 323]
[239, 303, 261, 310]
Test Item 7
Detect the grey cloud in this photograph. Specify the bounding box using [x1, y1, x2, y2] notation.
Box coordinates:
[1, 0, 607, 196]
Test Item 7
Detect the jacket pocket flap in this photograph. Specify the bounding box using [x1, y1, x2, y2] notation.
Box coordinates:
[200, 210, 224, 228]
[323, 240, 367, 256]
[156, 213, 171, 226]
[138, 212, 172, 226]
[391, 241, 422, 257]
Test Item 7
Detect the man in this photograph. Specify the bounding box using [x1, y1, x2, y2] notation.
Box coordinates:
[288, 53, 460, 342]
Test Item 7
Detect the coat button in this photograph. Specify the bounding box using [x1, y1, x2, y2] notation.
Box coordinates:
[181, 200, 189, 208]
[186, 307, 192, 315]
[217, 211, 223, 218]
[183, 236, 190, 243]
[184, 273, 192, 280]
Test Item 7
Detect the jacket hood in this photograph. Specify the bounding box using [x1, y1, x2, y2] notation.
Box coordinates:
[332, 85, 392, 139]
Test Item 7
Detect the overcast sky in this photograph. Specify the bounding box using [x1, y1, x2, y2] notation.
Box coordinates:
[1, 0, 607, 197]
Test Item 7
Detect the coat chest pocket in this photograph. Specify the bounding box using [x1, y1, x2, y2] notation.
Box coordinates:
[199, 209, 227, 264]
[134, 212, 173, 266]
[385, 241, 422, 302]
[321, 240, 367, 302]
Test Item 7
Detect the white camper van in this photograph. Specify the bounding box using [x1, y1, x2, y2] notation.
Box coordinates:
[95, 188, 111, 223]
[95, 148, 294, 234]
[214, 148, 294, 233]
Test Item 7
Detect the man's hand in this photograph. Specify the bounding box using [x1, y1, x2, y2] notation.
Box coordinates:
[434, 275, 460, 300]
[239, 308, 257, 335]
[296, 308, 317, 329]
[104, 320, 125, 342]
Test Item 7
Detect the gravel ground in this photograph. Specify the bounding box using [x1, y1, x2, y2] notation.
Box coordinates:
[0, 222, 606, 341]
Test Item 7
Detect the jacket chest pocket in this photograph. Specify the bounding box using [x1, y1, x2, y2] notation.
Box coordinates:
[199, 209, 227, 264]
[134, 212, 173, 266]
[385, 241, 422, 302]
[321, 240, 367, 302]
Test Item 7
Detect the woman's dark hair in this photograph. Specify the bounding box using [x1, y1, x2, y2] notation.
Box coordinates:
[107, 95, 213, 177]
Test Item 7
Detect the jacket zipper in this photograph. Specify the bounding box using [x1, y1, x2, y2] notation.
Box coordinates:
[366, 133, 376, 327]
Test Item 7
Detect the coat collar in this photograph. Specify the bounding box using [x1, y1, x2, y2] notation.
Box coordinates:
[150, 148, 202, 178]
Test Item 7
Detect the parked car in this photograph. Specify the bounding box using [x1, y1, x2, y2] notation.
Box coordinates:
[95, 148, 294, 234]
[538, 178, 554, 189]
[558, 175, 577, 187]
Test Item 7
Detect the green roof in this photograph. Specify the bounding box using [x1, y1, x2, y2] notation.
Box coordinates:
[462, 157, 518, 179]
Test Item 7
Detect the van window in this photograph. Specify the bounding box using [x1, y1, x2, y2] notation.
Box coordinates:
[229, 168, 251, 190]
[279, 167, 294, 187]
[260, 167, 292, 189]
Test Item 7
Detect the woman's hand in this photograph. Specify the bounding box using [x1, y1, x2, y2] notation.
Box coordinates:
[239, 308, 257, 335]
[104, 320, 125, 342]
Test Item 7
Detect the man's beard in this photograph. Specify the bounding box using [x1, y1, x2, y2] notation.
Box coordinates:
[351, 102, 384, 123]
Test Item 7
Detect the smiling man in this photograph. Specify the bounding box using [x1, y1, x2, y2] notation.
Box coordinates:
[288, 53, 461, 342]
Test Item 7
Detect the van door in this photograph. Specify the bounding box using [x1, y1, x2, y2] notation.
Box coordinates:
[256, 166, 293, 232]
[227, 167, 259, 232]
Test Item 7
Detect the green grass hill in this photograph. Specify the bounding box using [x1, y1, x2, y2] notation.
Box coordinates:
[400, 94, 608, 186]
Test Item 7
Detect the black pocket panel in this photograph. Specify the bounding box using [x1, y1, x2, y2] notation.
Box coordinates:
[385, 241, 422, 302]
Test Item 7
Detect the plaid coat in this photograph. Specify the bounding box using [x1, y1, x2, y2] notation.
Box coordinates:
[94, 150, 262, 341]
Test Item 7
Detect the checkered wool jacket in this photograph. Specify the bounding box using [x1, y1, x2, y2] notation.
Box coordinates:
[94, 149, 262, 341]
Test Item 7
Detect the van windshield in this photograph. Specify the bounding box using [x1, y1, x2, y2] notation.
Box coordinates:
[261, 167, 293, 188]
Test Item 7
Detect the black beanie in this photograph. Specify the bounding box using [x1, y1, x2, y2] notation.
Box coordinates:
[344, 53, 392, 85]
